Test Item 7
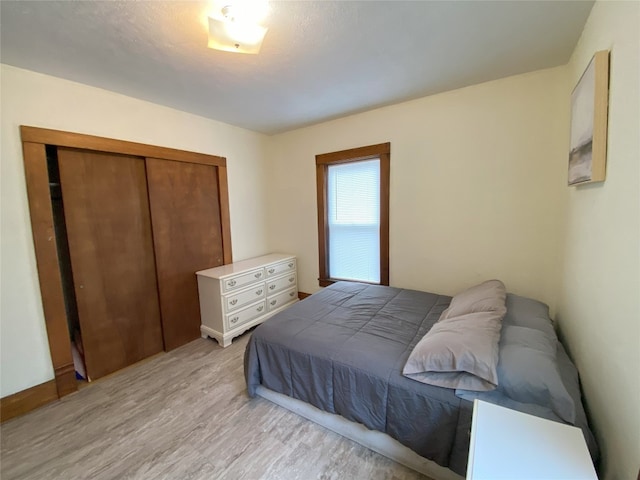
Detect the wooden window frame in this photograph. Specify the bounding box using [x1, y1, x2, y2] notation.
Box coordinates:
[315, 142, 390, 287]
[20, 126, 232, 400]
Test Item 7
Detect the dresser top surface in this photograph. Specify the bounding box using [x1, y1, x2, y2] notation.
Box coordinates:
[196, 253, 295, 279]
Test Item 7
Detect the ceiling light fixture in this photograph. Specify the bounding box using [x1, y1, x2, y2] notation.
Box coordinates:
[207, 1, 269, 54]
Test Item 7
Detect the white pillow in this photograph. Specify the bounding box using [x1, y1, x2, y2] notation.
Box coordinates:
[403, 311, 503, 391]
[440, 279, 506, 321]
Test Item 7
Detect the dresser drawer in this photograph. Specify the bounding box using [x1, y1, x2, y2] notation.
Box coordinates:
[222, 268, 265, 293]
[267, 287, 298, 312]
[225, 301, 266, 330]
[224, 284, 266, 313]
[265, 259, 296, 278]
[266, 272, 297, 295]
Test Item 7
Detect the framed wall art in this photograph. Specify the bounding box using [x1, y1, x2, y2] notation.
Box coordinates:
[568, 50, 610, 186]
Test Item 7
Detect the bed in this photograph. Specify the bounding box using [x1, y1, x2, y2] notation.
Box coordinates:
[244, 281, 598, 479]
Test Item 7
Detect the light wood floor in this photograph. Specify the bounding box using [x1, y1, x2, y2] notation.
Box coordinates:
[1, 332, 429, 480]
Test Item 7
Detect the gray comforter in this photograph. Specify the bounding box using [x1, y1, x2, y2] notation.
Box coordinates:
[245, 282, 473, 474]
[244, 281, 597, 477]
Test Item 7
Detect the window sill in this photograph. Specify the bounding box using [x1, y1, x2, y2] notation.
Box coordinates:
[318, 278, 385, 287]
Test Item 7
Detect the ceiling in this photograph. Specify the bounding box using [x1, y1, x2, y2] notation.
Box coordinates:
[0, 1, 594, 135]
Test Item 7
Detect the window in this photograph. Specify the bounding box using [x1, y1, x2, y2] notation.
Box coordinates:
[316, 143, 390, 286]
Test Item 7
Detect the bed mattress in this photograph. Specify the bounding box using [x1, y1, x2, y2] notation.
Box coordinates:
[244, 281, 598, 477]
[245, 281, 473, 475]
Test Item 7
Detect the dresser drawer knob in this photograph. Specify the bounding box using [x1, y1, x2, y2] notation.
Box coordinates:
[270, 300, 277, 306]
[269, 285, 276, 290]
[268, 268, 275, 274]
[257, 305, 264, 312]
[288, 263, 293, 268]
[228, 280, 237, 287]
[256, 289, 263, 295]
[255, 272, 262, 278]
[230, 299, 238, 305]
[289, 292, 295, 297]
[288, 277, 294, 283]
[230, 316, 239, 324]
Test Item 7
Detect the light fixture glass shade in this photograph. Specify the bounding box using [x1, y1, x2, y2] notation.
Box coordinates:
[208, 17, 267, 54]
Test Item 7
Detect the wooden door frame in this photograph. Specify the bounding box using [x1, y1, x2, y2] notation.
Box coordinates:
[20, 126, 233, 398]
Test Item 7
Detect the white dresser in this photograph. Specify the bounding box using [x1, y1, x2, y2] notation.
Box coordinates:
[196, 253, 298, 347]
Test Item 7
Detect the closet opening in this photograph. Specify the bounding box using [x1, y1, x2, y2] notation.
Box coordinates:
[22, 125, 232, 399]
[46, 145, 88, 384]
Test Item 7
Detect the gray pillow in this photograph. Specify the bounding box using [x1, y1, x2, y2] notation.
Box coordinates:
[440, 279, 507, 321]
[458, 325, 575, 423]
[504, 293, 555, 339]
[403, 311, 503, 391]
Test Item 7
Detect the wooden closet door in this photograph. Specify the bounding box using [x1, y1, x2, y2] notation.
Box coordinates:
[146, 158, 225, 350]
[58, 148, 164, 380]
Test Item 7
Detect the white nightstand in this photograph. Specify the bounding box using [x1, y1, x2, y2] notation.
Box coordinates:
[467, 400, 597, 480]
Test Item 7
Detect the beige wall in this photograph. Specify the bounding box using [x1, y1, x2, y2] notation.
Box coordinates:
[0, 64, 270, 397]
[556, 2, 640, 479]
[266, 67, 569, 309]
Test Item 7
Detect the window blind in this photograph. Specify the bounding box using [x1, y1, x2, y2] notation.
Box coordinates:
[327, 159, 380, 283]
